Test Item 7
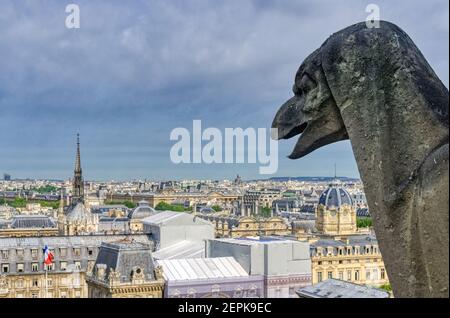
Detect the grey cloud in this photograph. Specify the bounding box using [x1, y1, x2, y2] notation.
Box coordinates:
[0, 0, 448, 180]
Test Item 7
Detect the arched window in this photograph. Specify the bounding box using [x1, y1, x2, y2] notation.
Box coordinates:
[233, 287, 243, 298]
[211, 284, 221, 298]
[248, 284, 258, 297]
[187, 288, 196, 298]
[171, 289, 181, 298]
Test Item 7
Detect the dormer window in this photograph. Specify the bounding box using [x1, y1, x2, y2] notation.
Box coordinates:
[1, 250, 9, 260]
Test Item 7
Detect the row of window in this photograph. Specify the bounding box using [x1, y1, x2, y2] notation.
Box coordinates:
[315, 246, 379, 257]
[1, 247, 95, 260]
[11, 276, 82, 289]
[317, 268, 386, 282]
[15, 290, 82, 298]
[317, 258, 381, 265]
[2, 261, 84, 273]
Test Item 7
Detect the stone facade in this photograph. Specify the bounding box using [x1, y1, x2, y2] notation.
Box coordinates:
[315, 204, 356, 236]
[0, 234, 152, 298]
[87, 240, 164, 298]
[199, 215, 291, 238]
[310, 236, 389, 287]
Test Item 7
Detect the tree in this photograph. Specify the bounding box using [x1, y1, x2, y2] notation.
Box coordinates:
[31, 185, 59, 194]
[357, 217, 373, 228]
[104, 200, 137, 209]
[379, 283, 392, 292]
[260, 207, 272, 218]
[211, 205, 222, 212]
[155, 201, 186, 212]
[10, 197, 27, 208]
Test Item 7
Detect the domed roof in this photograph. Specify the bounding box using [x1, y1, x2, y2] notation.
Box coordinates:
[66, 202, 91, 221]
[199, 207, 216, 214]
[318, 182, 352, 209]
[292, 220, 317, 233]
[128, 200, 156, 219]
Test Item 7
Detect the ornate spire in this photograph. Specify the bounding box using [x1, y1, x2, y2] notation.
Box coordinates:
[72, 133, 84, 204]
[75, 133, 82, 173]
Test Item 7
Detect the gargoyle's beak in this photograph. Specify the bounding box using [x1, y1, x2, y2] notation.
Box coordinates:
[271, 96, 307, 141]
[271, 96, 348, 159]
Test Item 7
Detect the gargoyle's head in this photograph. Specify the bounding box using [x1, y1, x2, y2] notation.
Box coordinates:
[271, 49, 348, 159]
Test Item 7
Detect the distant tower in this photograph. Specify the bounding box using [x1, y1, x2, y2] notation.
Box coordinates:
[58, 134, 98, 236]
[58, 188, 65, 214]
[57, 188, 65, 228]
[72, 133, 84, 205]
[316, 181, 357, 235]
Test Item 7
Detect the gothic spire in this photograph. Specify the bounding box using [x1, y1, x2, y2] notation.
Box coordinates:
[72, 133, 84, 204]
[75, 133, 82, 173]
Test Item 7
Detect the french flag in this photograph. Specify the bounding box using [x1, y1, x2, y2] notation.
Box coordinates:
[43, 245, 54, 265]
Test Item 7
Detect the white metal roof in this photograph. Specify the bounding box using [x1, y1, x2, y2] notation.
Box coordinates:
[142, 211, 212, 227]
[157, 257, 249, 281]
[142, 211, 184, 225]
[212, 237, 294, 246]
[152, 240, 205, 260]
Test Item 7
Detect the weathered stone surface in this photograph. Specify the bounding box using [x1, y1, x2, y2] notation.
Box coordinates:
[272, 21, 449, 298]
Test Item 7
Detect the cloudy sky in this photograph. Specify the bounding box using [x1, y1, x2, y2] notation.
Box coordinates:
[0, 0, 448, 181]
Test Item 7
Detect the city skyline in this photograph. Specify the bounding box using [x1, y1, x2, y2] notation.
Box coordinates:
[0, 0, 448, 180]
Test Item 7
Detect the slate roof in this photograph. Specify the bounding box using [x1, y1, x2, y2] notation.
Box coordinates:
[356, 208, 370, 217]
[99, 216, 129, 222]
[10, 215, 56, 228]
[199, 207, 216, 214]
[291, 220, 316, 232]
[94, 239, 156, 283]
[310, 235, 379, 256]
[297, 279, 389, 298]
[0, 234, 153, 249]
[299, 205, 316, 213]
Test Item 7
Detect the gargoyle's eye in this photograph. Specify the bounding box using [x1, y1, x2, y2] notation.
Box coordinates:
[296, 74, 316, 94]
[292, 84, 301, 96]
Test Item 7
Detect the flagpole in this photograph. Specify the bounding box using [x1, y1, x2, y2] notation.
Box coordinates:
[45, 266, 48, 298]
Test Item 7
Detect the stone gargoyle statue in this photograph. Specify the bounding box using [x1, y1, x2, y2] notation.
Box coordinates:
[272, 21, 448, 298]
